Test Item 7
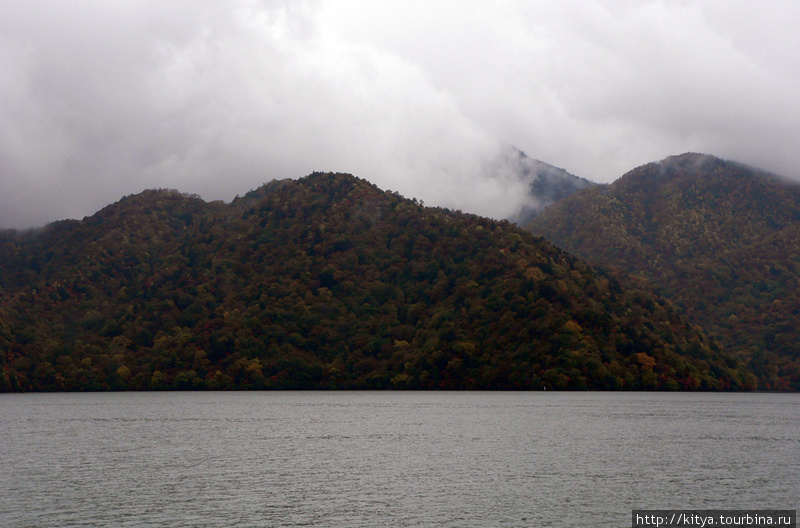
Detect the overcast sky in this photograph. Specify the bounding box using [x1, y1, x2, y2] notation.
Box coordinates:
[1, 0, 799, 228]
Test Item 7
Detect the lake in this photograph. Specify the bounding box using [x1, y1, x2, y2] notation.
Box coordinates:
[0, 391, 797, 527]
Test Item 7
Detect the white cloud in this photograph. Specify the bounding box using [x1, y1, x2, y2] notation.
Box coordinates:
[0, 0, 799, 228]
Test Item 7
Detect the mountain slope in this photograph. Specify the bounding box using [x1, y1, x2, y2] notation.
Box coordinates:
[501, 147, 596, 224]
[0, 172, 751, 391]
[528, 153, 800, 389]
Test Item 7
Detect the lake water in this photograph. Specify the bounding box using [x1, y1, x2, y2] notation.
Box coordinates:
[0, 391, 797, 527]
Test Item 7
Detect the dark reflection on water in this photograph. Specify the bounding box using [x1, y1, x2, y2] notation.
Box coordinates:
[1, 392, 797, 527]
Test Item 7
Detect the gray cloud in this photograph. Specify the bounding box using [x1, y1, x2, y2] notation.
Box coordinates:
[1, 0, 798, 228]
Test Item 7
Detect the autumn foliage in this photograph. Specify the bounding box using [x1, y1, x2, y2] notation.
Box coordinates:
[529, 153, 800, 390]
[0, 172, 752, 391]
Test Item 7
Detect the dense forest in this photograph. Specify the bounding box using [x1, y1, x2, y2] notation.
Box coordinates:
[528, 153, 800, 390]
[0, 172, 752, 391]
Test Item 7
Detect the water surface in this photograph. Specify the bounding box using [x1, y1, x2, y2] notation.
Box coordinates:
[1, 391, 797, 527]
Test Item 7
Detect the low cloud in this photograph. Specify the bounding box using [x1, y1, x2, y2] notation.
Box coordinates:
[1, 1, 798, 228]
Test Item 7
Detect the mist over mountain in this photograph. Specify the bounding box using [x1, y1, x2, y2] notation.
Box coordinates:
[0, 172, 750, 391]
[497, 147, 596, 225]
[528, 153, 800, 390]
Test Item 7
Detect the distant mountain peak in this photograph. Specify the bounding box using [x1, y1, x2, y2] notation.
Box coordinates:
[620, 152, 787, 188]
[499, 146, 596, 225]
[658, 151, 720, 168]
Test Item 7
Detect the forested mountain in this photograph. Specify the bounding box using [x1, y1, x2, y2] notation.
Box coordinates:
[528, 153, 800, 390]
[0, 172, 750, 391]
[503, 147, 596, 225]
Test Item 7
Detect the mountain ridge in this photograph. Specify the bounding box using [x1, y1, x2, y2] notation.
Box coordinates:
[0, 171, 751, 391]
[528, 153, 800, 389]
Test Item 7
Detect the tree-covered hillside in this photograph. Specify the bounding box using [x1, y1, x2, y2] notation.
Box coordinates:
[528, 153, 800, 390]
[1, 172, 752, 391]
